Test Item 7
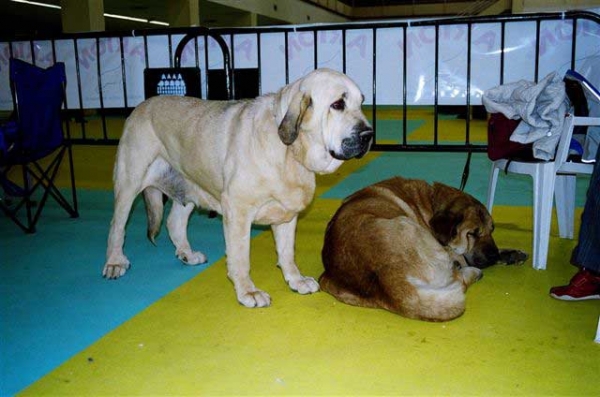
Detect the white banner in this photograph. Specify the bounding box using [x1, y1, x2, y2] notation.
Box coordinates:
[1, 15, 599, 110]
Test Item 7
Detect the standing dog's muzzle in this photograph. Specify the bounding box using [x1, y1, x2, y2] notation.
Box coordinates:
[330, 126, 373, 160]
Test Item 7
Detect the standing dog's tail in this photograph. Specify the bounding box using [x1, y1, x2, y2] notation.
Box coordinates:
[143, 187, 165, 244]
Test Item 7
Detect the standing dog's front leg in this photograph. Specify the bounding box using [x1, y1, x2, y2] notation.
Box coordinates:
[222, 205, 271, 308]
[272, 217, 319, 294]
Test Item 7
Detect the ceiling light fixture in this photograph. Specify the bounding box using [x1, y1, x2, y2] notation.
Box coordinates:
[10, 0, 60, 9]
[10, 0, 170, 26]
[103, 13, 169, 26]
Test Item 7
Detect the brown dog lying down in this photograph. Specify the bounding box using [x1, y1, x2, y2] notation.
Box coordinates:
[320, 176, 527, 322]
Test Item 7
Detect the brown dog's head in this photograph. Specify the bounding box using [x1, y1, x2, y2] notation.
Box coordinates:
[429, 183, 500, 269]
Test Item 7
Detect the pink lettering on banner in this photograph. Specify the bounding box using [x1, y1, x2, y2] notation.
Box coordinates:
[129, 43, 144, 58]
[122, 39, 145, 59]
[77, 38, 145, 71]
[539, 27, 560, 57]
[319, 30, 341, 45]
[555, 21, 573, 41]
[0, 42, 58, 70]
[0, 45, 13, 68]
[473, 31, 496, 52]
[298, 32, 313, 47]
[176, 38, 256, 66]
[418, 26, 436, 44]
[236, 39, 253, 62]
[78, 42, 96, 70]
[279, 31, 354, 61]
[347, 34, 367, 59]
[0, 42, 30, 68]
[179, 43, 195, 64]
[98, 37, 120, 56]
[538, 21, 575, 57]
[276, 30, 376, 61]
[98, 39, 107, 56]
[445, 25, 467, 41]
[400, 26, 493, 59]
[580, 18, 600, 37]
[36, 51, 53, 67]
[178, 38, 227, 66]
[281, 35, 305, 61]
[400, 31, 415, 59]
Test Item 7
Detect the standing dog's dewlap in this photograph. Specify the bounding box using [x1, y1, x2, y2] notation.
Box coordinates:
[103, 68, 373, 308]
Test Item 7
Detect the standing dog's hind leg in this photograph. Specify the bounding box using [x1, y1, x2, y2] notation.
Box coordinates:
[167, 201, 207, 265]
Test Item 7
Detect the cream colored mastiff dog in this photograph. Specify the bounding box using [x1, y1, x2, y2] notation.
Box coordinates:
[103, 68, 373, 308]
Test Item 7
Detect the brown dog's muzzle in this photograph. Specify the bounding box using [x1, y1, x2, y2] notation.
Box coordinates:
[464, 237, 500, 269]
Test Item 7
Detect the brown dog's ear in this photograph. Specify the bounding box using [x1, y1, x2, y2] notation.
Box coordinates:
[278, 91, 311, 145]
[430, 210, 464, 246]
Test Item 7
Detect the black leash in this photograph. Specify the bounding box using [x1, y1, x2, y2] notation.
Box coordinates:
[459, 149, 472, 191]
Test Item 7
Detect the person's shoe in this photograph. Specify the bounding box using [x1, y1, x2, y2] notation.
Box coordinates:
[550, 268, 600, 301]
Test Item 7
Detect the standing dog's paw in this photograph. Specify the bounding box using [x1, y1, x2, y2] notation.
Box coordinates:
[237, 290, 271, 308]
[287, 276, 320, 294]
[176, 248, 207, 266]
[102, 263, 130, 279]
[498, 249, 528, 265]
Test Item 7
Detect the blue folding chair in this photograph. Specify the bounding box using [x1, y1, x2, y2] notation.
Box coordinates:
[0, 58, 78, 233]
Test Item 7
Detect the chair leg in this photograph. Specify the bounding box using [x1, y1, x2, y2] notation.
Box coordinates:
[486, 163, 500, 213]
[31, 150, 77, 218]
[1, 164, 38, 233]
[555, 174, 576, 239]
[532, 165, 555, 270]
[21, 163, 36, 233]
[2, 145, 79, 233]
[66, 140, 79, 217]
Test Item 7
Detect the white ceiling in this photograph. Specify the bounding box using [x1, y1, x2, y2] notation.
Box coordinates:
[1, 0, 497, 38]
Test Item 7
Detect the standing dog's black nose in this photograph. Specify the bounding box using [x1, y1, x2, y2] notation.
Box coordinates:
[329, 125, 374, 160]
[354, 128, 373, 159]
[360, 128, 373, 145]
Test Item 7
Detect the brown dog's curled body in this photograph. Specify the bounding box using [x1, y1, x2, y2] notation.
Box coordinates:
[320, 177, 526, 321]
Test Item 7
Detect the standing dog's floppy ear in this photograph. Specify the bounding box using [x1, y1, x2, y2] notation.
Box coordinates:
[278, 90, 311, 145]
[430, 210, 464, 246]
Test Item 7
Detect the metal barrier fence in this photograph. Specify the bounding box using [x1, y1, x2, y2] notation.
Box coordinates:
[1, 10, 599, 151]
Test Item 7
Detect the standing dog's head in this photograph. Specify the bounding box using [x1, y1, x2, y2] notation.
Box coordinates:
[429, 183, 501, 268]
[276, 68, 373, 174]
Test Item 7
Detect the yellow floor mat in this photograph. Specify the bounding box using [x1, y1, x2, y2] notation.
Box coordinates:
[14, 112, 599, 396]
[21, 203, 599, 396]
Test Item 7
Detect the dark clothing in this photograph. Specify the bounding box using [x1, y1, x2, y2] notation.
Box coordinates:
[571, 147, 600, 272]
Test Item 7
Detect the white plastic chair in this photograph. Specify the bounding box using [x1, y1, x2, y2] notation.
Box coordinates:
[486, 114, 600, 270]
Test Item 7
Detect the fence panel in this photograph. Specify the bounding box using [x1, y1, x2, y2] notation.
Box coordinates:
[0, 11, 598, 149]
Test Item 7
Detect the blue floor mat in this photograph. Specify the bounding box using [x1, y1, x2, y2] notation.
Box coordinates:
[1, 152, 592, 396]
[0, 190, 264, 396]
[322, 152, 591, 207]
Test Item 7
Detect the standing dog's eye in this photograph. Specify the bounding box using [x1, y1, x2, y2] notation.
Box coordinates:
[331, 99, 345, 111]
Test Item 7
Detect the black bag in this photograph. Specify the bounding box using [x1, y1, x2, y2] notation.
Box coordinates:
[487, 113, 534, 161]
[564, 72, 590, 137]
[486, 69, 594, 163]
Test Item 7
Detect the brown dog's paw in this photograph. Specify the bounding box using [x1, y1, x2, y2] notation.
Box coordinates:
[498, 249, 528, 265]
